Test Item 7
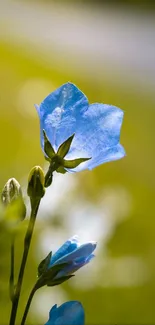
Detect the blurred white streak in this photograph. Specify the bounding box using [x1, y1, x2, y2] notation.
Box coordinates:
[100, 186, 132, 225]
[0, 1, 155, 90]
[33, 286, 68, 322]
[38, 172, 77, 218]
[72, 256, 149, 289]
[100, 256, 149, 287]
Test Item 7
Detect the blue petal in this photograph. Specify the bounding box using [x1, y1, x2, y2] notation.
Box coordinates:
[49, 236, 80, 267]
[86, 143, 126, 170]
[36, 82, 89, 152]
[49, 304, 57, 316]
[69, 103, 124, 152]
[67, 143, 126, 172]
[45, 301, 85, 325]
[65, 103, 125, 170]
[54, 242, 96, 265]
[55, 254, 95, 279]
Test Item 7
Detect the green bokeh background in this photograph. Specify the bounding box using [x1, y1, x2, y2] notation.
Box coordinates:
[0, 1, 155, 324]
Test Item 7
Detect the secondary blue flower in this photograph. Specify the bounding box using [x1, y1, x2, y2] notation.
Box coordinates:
[48, 235, 96, 279]
[35, 82, 125, 172]
[45, 301, 85, 325]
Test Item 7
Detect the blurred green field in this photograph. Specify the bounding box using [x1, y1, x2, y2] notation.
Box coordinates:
[0, 40, 155, 324]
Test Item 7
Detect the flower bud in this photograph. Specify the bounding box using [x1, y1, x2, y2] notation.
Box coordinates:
[1, 178, 21, 205]
[27, 166, 45, 199]
[1, 178, 26, 222]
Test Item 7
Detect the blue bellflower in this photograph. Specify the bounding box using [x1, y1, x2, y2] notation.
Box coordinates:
[48, 235, 96, 279]
[35, 82, 125, 172]
[45, 301, 85, 325]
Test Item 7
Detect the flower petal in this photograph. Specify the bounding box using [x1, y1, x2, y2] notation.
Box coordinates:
[45, 301, 85, 325]
[36, 82, 89, 152]
[67, 143, 126, 172]
[55, 254, 95, 278]
[65, 103, 125, 167]
[49, 235, 80, 267]
[87, 143, 125, 170]
[54, 242, 96, 265]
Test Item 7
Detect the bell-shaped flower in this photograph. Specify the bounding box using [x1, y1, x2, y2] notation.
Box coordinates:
[36, 236, 96, 288]
[48, 235, 96, 279]
[45, 301, 85, 325]
[35, 82, 125, 172]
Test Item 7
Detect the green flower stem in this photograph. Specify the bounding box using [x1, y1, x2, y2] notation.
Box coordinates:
[9, 199, 40, 325]
[44, 166, 53, 187]
[45, 161, 58, 187]
[21, 284, 37, 325]
[9, 236, 15, 302]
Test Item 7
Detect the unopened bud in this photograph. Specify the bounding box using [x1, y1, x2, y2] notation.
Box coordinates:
[27, 166, 45, 199]
[1, 178, 26, 222]
[1, 178, 21, 205]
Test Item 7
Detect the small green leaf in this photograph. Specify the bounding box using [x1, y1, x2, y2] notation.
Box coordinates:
[45, 156, 51, 162]
[35, 262, 69, 289]
[43, 130, 55, 159]
[57, 134, 75, 158]
[47, 275, 74, 287]
[56, 166, 67, 174]
[38, 251, 52, 277]
[63, 157, 91, 169]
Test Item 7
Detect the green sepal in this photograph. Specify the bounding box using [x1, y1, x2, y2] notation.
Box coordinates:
[63, 157, 91, 169]
[47, 275, 74, 287]
[38, 251, 52, 277]
[57, 134, 75, 158]
[56, 167, 67, 174]
[44, 156, 51, 163]
[35, 262, 69, 289]
[43, 130, 55, 159]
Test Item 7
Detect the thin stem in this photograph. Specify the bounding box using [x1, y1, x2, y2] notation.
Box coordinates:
[9, 236, 15, 302]
[45, 167, 53, 188]
[45, 160, 59, 187]
[9, 199, 40, 325]
[21, 284, 37, 325]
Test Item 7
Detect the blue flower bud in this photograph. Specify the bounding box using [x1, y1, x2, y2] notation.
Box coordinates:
[37, 236, 96, 288]
[48, 235, 96, 280]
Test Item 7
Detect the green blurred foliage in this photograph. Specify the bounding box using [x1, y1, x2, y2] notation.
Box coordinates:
[0, 37, 155, 325]
[27, 0, 155, 11]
